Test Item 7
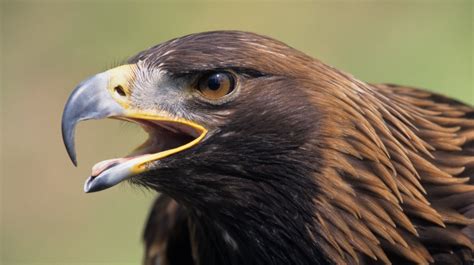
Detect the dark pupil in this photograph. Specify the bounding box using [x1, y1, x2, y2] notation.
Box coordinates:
[207, 74, 222, 90]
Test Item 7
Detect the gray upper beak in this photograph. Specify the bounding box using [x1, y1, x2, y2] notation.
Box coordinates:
[61, 72, 125, 166]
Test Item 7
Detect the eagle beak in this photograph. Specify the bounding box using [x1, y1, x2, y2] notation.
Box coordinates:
[61, 65, 207, 193]
[61, 72, 124, 166]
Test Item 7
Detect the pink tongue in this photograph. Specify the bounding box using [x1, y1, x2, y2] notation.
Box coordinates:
[91, 158, 132, 177]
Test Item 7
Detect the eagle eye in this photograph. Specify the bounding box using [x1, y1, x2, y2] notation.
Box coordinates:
[114, 85, 126, 97]
[197, 72, 235, 100]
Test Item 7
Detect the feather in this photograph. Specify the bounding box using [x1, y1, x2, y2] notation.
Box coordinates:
[122, 32, 474, 264]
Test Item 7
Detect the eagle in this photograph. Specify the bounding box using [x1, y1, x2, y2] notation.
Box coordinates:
[61, 31, 474, 265]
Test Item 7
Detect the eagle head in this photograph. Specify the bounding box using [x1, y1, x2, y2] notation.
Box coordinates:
[62, 31, 325, 204]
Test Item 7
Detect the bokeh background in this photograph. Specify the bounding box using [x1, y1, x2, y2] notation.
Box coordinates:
[1, 1, 473, 264]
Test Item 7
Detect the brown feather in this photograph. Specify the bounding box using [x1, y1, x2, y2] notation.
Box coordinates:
[306, 80, 474, 264]
[136, 32, 473, 265]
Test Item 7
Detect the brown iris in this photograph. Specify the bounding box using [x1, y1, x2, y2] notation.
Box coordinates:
[197, 72, 235, 100]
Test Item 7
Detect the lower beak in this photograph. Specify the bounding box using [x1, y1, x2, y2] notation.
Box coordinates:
[61, 68, 207, 193]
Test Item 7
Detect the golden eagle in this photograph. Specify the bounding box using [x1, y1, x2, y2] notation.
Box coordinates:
[62, 31, 474, 265]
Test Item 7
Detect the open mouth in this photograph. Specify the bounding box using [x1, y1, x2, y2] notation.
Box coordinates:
[82, 116, 207, 193]
[90, 118, 203, 176]
[90, 118, 202, 176]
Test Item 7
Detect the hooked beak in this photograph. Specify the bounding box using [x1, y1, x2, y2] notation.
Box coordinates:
[61, 65, 207, 193]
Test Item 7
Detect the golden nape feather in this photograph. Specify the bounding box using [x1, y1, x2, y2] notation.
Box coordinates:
[305, 81, 474, 264]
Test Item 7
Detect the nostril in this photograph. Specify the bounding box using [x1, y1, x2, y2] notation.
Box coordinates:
[114, 85, 126, 97]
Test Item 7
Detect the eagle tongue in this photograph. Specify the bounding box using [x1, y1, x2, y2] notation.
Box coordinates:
[91, 157, 134, 177]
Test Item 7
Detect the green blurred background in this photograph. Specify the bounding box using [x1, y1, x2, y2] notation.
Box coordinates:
[1, 1, 472, 264]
